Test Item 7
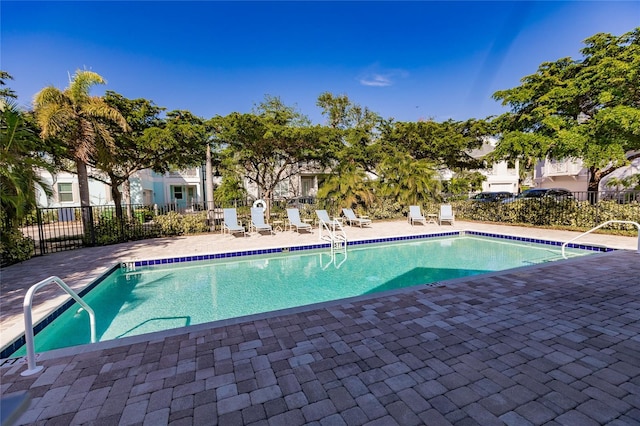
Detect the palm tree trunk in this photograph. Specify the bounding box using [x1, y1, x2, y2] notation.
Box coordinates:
[76, 160, 95, 244]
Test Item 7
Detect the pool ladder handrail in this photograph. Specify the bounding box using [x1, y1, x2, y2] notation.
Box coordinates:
[318, 216, 348, 268]
[561, 220, 640, 259]
[21, 276, 96, 376]
[318, 216, 347, 245]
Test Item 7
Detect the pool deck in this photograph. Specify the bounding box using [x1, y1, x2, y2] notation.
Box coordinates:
[1, 220, 639, 425]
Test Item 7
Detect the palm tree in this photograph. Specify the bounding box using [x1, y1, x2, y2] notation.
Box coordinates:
[317, 162, 376, 213]
[377, 151, 442, 206]
[1, 98, 51, 227]
[33, 70, 128, 214]
[1, 72, 51, 227]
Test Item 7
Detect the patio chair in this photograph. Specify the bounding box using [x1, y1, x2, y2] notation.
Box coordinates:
[222, 208, 245, 236]
[342, 208, 371, 228]
[250, 207, 274, 235]
[286, 208, 312, 233]
[408, 205, 429, 226]
[439, 204, 455, 225]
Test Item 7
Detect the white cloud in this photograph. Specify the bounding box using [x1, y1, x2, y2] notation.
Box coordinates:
[358, 66, 408, 87]
[360, 74, 393, 87]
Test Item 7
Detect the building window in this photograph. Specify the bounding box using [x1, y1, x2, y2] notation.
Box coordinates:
[58, 183, 73, 202]
[173, 186, 183, 200]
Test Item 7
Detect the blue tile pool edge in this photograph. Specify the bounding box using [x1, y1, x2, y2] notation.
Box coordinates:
[0, 230, 613, 360]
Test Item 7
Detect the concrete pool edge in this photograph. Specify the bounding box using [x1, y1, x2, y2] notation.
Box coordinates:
[0, 230, 617, 363]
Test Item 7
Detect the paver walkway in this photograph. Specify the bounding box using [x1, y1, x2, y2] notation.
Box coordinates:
[1, 222, 639, 425]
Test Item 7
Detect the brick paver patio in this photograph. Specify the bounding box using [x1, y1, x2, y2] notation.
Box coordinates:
[1, 222, 639, 425]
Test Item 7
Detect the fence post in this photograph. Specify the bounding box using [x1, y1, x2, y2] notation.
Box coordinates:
[83, 206, 96, 247]
[36, 208, 46, 256]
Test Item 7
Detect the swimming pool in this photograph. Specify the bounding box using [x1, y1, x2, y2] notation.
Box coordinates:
[4, 232, 606, 358]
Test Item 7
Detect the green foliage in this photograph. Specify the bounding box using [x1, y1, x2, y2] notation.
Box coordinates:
[317, 162, 376, 209]
[377, 151, 442, 206]
[154, 211, 184, 236]
[214, 175, 247, 206]
[212, 96, 341, 217]
[380, 119, 489, 170]
[153, 211, 208, 236]
[33, 70, 129, 209]
[493, 28, 640, 193]
[89, 217, 161, 246]
[444, 171, 486, 195]
[1, 76, 53, 226]
[365, 198, 404, 220]
[453, 199, 640, 233]
[181, 212, 209, 234]
[0, 227, 34, 265]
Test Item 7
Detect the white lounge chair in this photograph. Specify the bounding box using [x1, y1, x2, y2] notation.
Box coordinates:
[286, 208, 312, 233]
[439, 204, 455, 225]
[222, 208, 245, 236]
[342, 208, 371, 227]
[250, 207, 274, 234]
[316, 210, 339, 228]
[408, 205, 426, 226]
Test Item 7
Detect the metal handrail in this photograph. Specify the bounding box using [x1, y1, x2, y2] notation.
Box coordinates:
[561, 220, 640, 259]
[318, 216, 347, 269]
[21, 276, 96, 376]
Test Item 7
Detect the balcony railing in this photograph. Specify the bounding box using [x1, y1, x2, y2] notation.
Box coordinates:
[167, 169, 198, 178]
[543, 162, 584, 176]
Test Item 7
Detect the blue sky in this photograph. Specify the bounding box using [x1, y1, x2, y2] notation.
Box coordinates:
[2, 1, 639, 124]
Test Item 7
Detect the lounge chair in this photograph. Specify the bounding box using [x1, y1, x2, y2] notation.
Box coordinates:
[439, 204, 455, 225]
[408, 205, 427, 226]
[286, 208, 312, 233]
[342, 208, 371, 228]
[250, 207, 274, 234]
[222, 208, 245, 236]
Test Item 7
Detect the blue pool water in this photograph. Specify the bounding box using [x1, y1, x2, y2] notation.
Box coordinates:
[8, 235, 596, 357]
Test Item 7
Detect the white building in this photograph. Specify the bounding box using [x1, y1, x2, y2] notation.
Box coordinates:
[469, 137, 520, 194]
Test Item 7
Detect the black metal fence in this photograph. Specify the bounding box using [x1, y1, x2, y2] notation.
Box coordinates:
[449, 190, 640, 231]
[9, 191, 640, 260]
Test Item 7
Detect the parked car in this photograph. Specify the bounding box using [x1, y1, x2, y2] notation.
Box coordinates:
[470, 191, 513, 203]
[503, 188, 575, 203]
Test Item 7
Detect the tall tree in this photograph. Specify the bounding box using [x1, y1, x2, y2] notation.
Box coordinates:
[1, 72, 52, 227]
[215, 95, 340, 217]
[99, 92, 206, 219]
[33, 70, 129, 220]
[377, 150, 442, 206]
[316, 92, 383, 175]
[492, 28, 640, 200]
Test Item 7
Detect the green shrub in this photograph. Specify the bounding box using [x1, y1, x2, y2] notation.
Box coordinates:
[88, 216, 161, 246]
[181, 212, 208, 234]
[453, 199, 640, 234]
[154, 211, 184, 236]
[1, 228, 34, 266]
[366, 198, 404, 220]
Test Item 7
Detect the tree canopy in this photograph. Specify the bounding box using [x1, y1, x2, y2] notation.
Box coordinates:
[98, 92, 207, 219]
[492, 28, 640, 196]
[213, 95, 341, 215]
[1, 72, 51, 227]
[33, 70, 129, 211]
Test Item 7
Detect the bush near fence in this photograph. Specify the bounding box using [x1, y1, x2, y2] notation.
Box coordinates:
[450, 199, 640, 233]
